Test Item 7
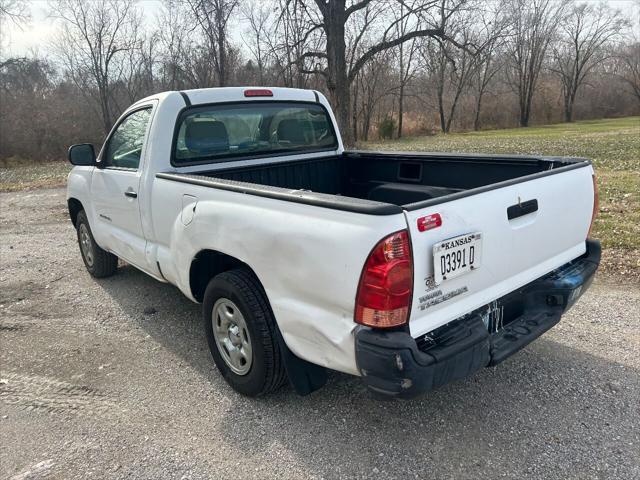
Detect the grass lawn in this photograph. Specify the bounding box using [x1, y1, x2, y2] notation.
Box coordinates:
[364, 116, 640, 280]
[0, 158, 71, 192]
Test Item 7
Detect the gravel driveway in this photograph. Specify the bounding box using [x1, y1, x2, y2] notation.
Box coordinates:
[1, 188, 638, 480]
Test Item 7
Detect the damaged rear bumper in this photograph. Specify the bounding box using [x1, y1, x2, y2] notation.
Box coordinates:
[355, 240, 601, 399]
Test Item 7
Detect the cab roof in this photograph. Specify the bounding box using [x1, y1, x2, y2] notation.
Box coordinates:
[135, 87, 322, 108]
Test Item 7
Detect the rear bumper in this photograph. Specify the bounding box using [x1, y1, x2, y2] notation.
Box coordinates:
[355, 240, 601, 399]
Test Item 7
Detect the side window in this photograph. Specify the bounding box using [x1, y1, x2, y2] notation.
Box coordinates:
[103, 108, 152, 169]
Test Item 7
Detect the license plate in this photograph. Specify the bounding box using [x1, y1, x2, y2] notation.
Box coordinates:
[433, 232, 482, 284]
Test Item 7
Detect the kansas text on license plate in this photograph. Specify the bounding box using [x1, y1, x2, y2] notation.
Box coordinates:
[433, 232, 482, 284]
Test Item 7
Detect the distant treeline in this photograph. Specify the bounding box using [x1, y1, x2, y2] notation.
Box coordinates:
[1, 0, 639, 161]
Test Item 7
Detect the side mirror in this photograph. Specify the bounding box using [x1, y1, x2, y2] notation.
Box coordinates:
[68, 144, 96, 166]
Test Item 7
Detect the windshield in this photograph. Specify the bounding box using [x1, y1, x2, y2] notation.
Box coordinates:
[173, 102, 338, 165]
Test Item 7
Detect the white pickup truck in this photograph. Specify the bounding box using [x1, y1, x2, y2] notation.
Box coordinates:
[67, 87, 600, 398]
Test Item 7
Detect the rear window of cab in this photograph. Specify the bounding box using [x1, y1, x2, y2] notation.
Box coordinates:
[172, 102, 338, 166]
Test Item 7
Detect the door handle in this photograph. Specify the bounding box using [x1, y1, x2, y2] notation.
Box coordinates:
[124, 190, 138, 199]
[507, 199, 538, 220]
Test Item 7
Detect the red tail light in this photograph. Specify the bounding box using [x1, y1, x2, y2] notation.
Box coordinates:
[355, 230, 413, 328]
[588, 174, 599, 237]
[244, 89, 273, 97]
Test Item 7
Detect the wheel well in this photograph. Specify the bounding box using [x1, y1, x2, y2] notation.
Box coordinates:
[190, 249, 328, 394]
[189, 250, 250, 302]
[67, 198, 84, 227]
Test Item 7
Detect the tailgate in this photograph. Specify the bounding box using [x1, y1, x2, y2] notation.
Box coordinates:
[405, 164, 595, 338]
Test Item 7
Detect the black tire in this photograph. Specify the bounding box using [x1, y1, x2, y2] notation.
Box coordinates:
[75, 210, 118, 278]
[203, 268, 287, 396]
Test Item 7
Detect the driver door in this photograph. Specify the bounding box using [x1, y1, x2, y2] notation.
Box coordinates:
[91, 107, 153, 269]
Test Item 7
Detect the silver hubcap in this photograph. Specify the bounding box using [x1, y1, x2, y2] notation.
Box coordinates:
[212, 298, 253, 375]
[79, 224, 94, 267]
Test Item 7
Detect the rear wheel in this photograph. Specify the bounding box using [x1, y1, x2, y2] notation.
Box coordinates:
[203, 268, 287, 396]
[76, 210, 118, 278]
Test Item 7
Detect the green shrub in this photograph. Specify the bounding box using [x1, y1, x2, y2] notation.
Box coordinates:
[378, 116, 396, 140]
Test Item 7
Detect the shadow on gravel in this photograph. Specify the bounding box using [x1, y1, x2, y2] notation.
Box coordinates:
[97, 264, 639, 479]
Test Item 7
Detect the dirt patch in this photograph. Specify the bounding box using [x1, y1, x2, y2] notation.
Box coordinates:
[0, 372, 117, 416]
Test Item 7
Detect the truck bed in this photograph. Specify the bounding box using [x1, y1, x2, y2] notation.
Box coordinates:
[159, 151, 589, 213]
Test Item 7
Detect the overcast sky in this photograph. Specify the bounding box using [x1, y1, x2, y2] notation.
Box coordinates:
[1, 0, 165, 57]
[1, 0, 638, 58]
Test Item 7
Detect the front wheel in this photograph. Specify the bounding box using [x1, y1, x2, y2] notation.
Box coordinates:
[76, 210, 118, 278]
[203, 268, 287, 396]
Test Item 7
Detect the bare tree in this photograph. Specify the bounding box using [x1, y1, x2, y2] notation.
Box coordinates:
[51, 0, 141, 133]
[122, 34, 158, 105]
[552, 2, 626, 122]
[615, 40, 640, 104]
[394, 4, 420, 138]
[505, 0, 566, 127]
[0, 56, 55, 159]
[352, 50, 393, 141]
[156, 0, 231, 90]
[472, 44, 502, 131]
[156, 1, 193, 90]
[288, 0, 469, 143]
[471, 4, 509, 130]
[241, 1, 274, 85]
[421, 21, 478, 133]
[184, 0, 239, 87]
[272, 0, 322, 88]
[0, 0, 30, 61]
[0, 0, 29, 26]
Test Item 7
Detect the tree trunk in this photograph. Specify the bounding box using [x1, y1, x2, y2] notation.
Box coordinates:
[98, 80, 112, 134]
[445, 87, 464, 133]
[437, 79, 447, 133]
[563, 97, 572, 122]
[363, 112, 370, 141]
[352, 75, 359, 143]
[398, 41, 404, 139]
[445, 107, 454, 133]
[363, 102, 372, 141]
[398, 82, 404, 138]
[473, 90, 484, 131]
[257, 49, 264, 85]
[438, 102, 447, 133]
[323, 1, 353, 145]
[520, 91, 531, 127]
[218, 33, 227, 86]
[564, 87, 576, 122]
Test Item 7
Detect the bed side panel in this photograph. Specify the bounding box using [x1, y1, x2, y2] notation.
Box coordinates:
[151, 177, 407, 375]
